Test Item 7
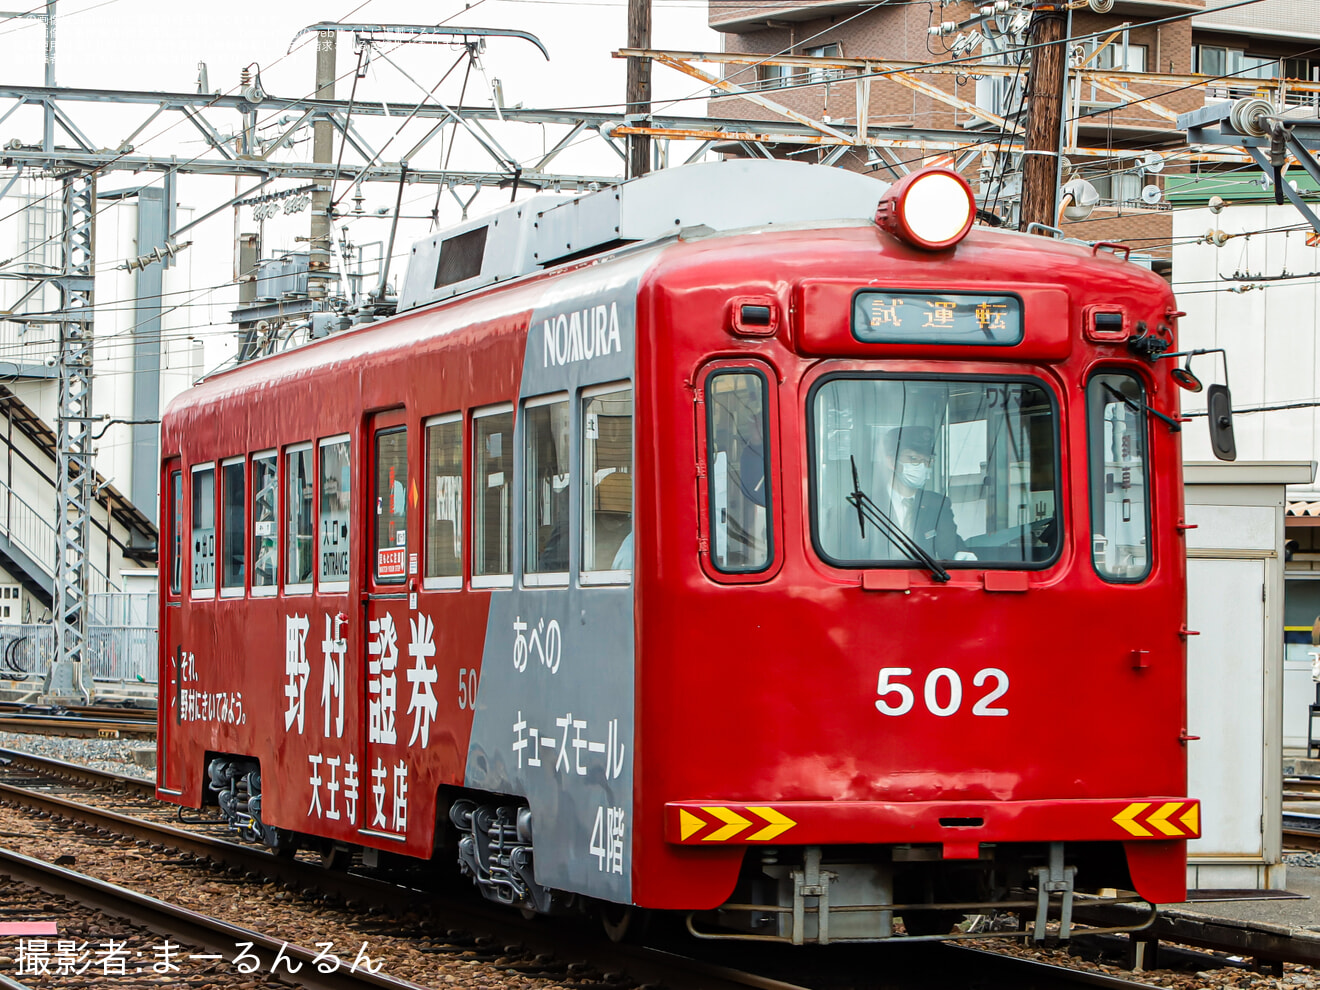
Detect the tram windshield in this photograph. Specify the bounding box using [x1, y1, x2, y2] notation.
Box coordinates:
[811, 377, 1059, 567]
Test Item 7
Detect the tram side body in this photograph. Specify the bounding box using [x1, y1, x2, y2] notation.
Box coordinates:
[156, 219, 1195, 935]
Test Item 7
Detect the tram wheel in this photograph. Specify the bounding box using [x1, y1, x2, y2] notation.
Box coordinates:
[320, 842, 352, 871]
[599, 904, 635, 943]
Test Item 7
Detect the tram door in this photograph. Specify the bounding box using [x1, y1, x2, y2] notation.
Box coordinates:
[159, 460, 185, 793]
[360, 410, 412, 843]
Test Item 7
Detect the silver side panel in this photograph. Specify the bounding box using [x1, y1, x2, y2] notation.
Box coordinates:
[464, 250, 654, 904]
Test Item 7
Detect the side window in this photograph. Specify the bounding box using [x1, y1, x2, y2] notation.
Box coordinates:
[525, 395, 570, 580]
[190, 464, 216, 594]
[707, 371, 771, 573]
[220, 458, 245, 594]
[583, 385, 633, 581]
[252, 452, 278, 592]
[374, 428, 408, 583]
[1088, 371, 1151, 582]
[319, 437, 351, 589]
[425, 414, 463, 587]
[285, 444, 314, 590]
[473, 407, 514, 583]
[169, 469, 182, 595]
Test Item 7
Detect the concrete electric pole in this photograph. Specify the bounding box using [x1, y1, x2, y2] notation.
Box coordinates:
[1018, 2, 1067, 231]
[309, 30, 336, 301]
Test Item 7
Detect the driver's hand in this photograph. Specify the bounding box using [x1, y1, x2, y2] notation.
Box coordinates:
[954, 551, 978, 561]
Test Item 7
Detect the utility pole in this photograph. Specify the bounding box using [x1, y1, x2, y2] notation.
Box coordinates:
[43, 1, 55, 153]
[1018, 2, 1066, 231]
[626, 0, 651, 178]
[309, 30, 336, 301]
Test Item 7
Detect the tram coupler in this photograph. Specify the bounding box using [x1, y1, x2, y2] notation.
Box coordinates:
[1030, 842, 1077, 942]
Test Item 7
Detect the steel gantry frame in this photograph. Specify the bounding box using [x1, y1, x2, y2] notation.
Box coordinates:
[46, 171, 95, 701]
[608, 48, 1313, 172]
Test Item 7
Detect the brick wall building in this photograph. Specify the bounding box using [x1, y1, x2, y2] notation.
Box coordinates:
[702, 0, 1320, 258]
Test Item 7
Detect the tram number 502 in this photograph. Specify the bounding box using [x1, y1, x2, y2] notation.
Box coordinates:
[875, 667, 1009, 717]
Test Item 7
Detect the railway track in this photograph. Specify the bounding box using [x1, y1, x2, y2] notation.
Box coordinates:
[1283, 811, 1320, 852]
[0, 702, 156, 739]
[0, 846, 428, 989]
[1283, 776, 1320, 801]
[0, 748, 1294, 990]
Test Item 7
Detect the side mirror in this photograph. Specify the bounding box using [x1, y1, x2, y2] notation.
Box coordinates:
[1206, 383, 1236, 461]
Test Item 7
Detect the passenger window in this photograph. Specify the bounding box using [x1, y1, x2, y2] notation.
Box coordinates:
[374, 429, 408, 583]
[583, 385, 633, 581]
[319, 437, 351, 588]
[707, 372, 771, 573]
[1088, 371, 1151, 582]
[221, 458, 245, 593]
[169, 470, 182, 595]
[191, 464, 216, 594]
[474, 407, 514, 582]
[285, 444, 314, 589]
[525, 396, 570, 579]
[252, 452, 278, 592]
[425, 415, 463, 585]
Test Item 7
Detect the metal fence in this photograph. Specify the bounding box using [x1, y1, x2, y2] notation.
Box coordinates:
[0, 592, 158, 687]
[0, 478, 119, 594]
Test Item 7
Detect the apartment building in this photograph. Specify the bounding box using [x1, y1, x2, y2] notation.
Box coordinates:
[704, 0, 1320, 255]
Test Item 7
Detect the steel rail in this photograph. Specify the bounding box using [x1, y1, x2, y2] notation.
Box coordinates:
[0, 715, 155, 738]
[0, 745, 154, 794]
[0, 845, 429, 990]
[0, 702, 156, 719]
[939, 944, 1166, 988]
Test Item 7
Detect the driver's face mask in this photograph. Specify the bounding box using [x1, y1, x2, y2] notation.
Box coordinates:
[900, 461, 929, 489]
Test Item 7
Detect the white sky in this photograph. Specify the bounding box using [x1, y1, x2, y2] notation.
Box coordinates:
[0, 0, 721, 368]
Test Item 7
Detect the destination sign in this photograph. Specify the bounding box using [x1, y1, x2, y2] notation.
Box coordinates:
[852, 290, 1023, 345]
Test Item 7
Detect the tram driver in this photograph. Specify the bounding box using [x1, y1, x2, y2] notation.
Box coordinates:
[876, 426, 976, 562]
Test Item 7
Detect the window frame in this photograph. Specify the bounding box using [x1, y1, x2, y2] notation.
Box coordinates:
[283, 441, 314, 596]
[219, 455, 246, 598]
[1094, 40, 1147, 73]
[189, 461, 217, 599]
[581, 380, 634, 587]
[423, 412, 465, 592]
[523, 391, 571, 588]
[472, 402, 515, 590]
[318, 434, 352, 593]
[696, 360, 783, 584]
[1086, 367, 1154, 585]
[167, 467, 182, 598]
[803, 42, 842, 83]
[250, 449, 278, 597]
[372, 426, 410, 586]
[804, 370, 1064, 572]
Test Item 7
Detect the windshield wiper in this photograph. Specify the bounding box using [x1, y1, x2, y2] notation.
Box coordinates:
[847, 456, 951, 583]
[1101, 383, 1181, 433]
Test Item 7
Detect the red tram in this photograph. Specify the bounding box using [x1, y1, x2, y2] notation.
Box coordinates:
[157, 160, 1203, 943]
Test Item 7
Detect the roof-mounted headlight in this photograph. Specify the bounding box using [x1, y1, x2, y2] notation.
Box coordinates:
[874, 167, 976, 251]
